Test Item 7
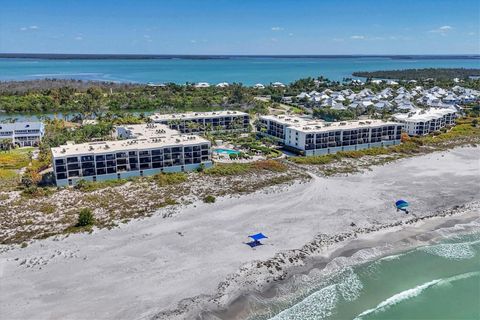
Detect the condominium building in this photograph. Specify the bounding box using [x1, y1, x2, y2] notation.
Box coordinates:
[258, 115, 403, 156]
[0, 121, 45, 147]
[149, 111, 250, 133]
[393, 108, 456, 136]
[51, 123, 212, 187]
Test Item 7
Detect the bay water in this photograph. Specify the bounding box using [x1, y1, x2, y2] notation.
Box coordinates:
[1, 56, 479, 85]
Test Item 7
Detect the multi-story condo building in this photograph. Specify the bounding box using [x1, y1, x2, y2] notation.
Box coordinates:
[393, 108, 456, 136]
[149, 111, 250, 133]
[51, 124, 212, 187]
[258, 115, 403, 156]
[0, 121, 45, 147]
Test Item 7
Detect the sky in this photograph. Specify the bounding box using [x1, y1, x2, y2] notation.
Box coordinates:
[0, 0, 479, 55]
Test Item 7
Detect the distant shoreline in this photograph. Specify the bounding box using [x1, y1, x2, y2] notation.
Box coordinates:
[1, 53, 479, 60]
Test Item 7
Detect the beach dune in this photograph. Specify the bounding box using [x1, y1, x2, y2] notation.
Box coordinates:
[0, 147, 479, 320]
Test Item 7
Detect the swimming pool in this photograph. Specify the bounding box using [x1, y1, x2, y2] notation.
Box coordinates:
[214, 148, 240, 155]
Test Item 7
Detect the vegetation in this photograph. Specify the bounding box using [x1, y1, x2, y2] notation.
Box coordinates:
[313, 108, 357, 121]
[76, 208, 95, 227]
[0, 148, 34, 191]
[0, 147, 33, 169]
[74, 178, 130, 192]
[0, 80, 265, 115]
[352, 68, 480, 81]
[205, 160, 287, 176]
[151, 172, 188, 186]
[203, 195, 216, 203]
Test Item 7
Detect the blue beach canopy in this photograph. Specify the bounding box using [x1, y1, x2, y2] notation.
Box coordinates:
[395, 200, 409, 209]
[249, 233, 268, 241]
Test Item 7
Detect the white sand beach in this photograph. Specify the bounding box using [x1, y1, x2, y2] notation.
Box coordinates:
[0, 147, 479, 320]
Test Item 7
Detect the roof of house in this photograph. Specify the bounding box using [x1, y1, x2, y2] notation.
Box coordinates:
[393, 107, 456, 123]
[52, 124, 209, 157]
[260, 115, 401, 133]
[149, 110, 248, 122]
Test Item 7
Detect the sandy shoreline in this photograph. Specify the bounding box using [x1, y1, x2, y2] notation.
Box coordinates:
[207, 206, 480, 320]
[0, 147, 479, 320]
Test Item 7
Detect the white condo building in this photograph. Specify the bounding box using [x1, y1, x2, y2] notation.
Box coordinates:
[258, 115, 403, 156]
[0, 121, 45, 147]
[393, 108, 456, 136]
[51, 123, 212, 187]
[149, 111, 250, 133]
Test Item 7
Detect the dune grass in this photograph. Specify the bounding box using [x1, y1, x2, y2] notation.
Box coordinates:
[205, 160, 287, 176]
[0, 147, 34, 170]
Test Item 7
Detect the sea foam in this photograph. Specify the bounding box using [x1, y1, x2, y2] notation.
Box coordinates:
[419, 242, 476, 260]
[270, 268, 363, 320]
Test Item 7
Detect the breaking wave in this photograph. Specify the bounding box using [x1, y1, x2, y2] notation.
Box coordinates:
[270, 268, 363, 320]
[354, 271, 480, 319]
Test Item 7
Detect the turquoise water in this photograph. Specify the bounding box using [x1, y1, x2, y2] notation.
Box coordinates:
[214, 148, 240, 155]
[0, 57, 479, 85]
[253, 231, 480, 320]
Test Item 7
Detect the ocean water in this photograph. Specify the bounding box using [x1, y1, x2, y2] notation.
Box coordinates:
[247, 231, 480, 320]
[0, 56, 479, 85]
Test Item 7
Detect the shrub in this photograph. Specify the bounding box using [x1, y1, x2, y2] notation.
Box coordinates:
[153, 172, 187, 186]
[76, 208, 95, 227]
[253, 160, 287, 172]
[205, 163, 251, 175]
[203, 195, 216, 203]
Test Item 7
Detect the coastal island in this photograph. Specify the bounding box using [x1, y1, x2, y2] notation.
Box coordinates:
[352, 68, 480, 80]
[1, 72, 479, 319]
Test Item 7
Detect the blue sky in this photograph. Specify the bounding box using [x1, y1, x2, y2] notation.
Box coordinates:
[0, 0, 479, 54]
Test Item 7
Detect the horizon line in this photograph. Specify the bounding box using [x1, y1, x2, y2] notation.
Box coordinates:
[1, 53, 479, 59]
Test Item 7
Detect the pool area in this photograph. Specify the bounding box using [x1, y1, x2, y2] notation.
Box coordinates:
[214, 148, 240, 155]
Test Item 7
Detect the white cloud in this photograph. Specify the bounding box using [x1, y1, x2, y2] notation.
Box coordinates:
[271, 37, 278, 42]
[74, 36, 83, 41]
[271, 26, 284, 31]
[350, 35, 365, 40]
[143, 35, 151, 39]
[190, 40, 197, 43]
[288, 33, 294, 36]
[467, 31, 476, 36]
[429, 25, 453, 35]
[20, 25, 39, 31]
[332, 38, 345, 42]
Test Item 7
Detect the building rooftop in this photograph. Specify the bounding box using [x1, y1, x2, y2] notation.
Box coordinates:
[393, 107, 456, 122]
[52, 124, 209, 157]
[0, 121, 44, 131]
[261, 115, 400, 133]
[149, 110, 248, 122]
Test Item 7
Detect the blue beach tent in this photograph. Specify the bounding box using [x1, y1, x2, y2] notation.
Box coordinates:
[249, 233, 268, 241]
[395, 200, 409, 213]
[246, 233, 268, 248]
